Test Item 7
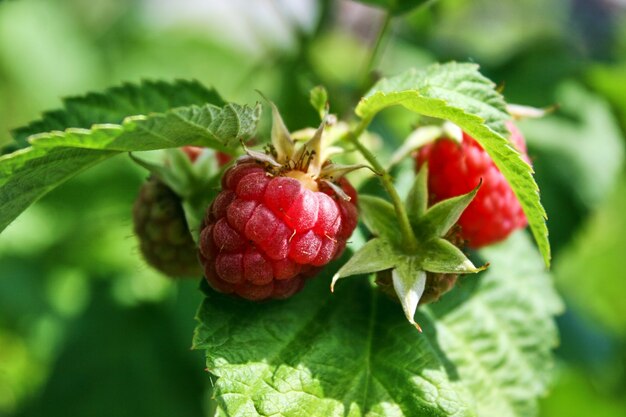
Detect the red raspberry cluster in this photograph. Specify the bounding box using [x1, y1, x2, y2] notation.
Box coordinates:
[416, 121, 529, 248]
[198, 161, 358, 300]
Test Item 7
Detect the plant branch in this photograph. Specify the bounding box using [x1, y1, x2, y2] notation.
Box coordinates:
[346, 117, 419, 252]
[360, 12, 392, 91]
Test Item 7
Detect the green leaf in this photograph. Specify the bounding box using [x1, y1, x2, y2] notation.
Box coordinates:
[331, 238, 397, 290]
[194, 232, 561, 417]
[309, 85, 329, 119]
[553, 175, 626, 336]
[195, 267, 475, 417]
[356, 62, 550, 266]
[5, 79, 225, 154]
[0, 82, 261, 234]
[0, 147, 119, 233]
[17, 282, 207, 417]
[155, 149, 225, 241]
[358, 195, 398, 240]
[429, 232, 563, 417]
[354, 0, 435, 16]
[588, 63, 626, 132]
[27, 103, 259, 152]
[357, 63, 509, 135]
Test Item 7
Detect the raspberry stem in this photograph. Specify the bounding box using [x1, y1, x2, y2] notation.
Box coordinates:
[346, 117, 419, 252]
[360, 12, 392, 91]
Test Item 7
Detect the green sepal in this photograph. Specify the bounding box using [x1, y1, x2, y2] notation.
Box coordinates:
[331, 238, 397, 290]
[181, 181, 221, 244]
[128, 151, 188, 193]
[388, 242, 481, 329]
[267, 99, 295, 164]
[129, 148, 224, 243]
[341, 164, 485, 329]
[392, 260, 427, 331]
[167, 149, 224, 240]
[416, 180, 480, 239]
[358, 195, 399, 242]
[421, 239, 485, 274]
[406, 163, 429, 220]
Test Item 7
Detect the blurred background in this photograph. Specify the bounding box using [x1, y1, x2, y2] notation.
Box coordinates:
[0, 0, 625, 416]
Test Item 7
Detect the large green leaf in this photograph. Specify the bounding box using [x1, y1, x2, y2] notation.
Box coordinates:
[17, 281, 207, 417]
[0, 147, 118, 233]
[356, 62, 550, 266]
[521, 83, 624, 208]
[553, 175, 626, 336]
[26, 103, 259, 152]
[588, 63, 626, 129]
[194, 232, 562, 417]
[5, 79, 225, 153]
[0, 82, 261, 233]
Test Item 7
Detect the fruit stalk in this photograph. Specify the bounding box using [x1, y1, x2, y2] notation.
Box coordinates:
[360, 11, 392, 91]
[346, 117, 419, 252]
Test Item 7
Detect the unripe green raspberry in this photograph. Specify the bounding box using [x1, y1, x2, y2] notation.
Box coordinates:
[133, 177, 202, 278]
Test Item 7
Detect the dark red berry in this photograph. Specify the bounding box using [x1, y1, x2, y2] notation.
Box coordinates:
[416, 121, 528, 248]
[198, 161, 358, 300]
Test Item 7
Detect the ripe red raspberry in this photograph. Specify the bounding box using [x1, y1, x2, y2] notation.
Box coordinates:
[133, 177, 202, 278]
[182, 146, 232, 166]
[416, 121, 529, 248]
[198, 160, 358, 301]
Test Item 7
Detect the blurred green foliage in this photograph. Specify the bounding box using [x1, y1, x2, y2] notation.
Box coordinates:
[1, 0, 625, 415]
